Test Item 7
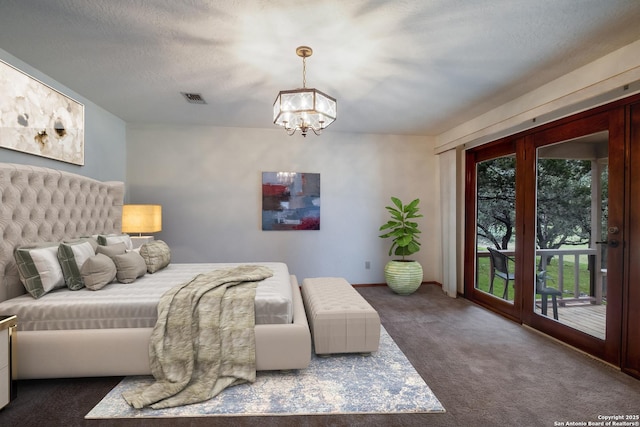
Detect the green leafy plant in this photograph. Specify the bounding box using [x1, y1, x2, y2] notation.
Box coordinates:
[379, 197, 422, 260]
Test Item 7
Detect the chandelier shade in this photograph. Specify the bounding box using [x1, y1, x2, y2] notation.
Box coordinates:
[273, 46, 337, 137]
[273, 88, 337, 135]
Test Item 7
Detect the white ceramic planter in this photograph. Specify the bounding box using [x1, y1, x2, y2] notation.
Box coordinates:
[384, 260, 423, 295]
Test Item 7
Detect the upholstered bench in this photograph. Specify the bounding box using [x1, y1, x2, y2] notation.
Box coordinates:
[301, 277, 380, 355]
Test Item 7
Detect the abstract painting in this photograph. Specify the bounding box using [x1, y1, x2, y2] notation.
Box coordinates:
[262, 172, 320, 230]
[0, 60, 84, 165]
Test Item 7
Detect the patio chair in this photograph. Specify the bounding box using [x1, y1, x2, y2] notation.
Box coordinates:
[536, 271, 561, 320]
[486, 247, 515, 299]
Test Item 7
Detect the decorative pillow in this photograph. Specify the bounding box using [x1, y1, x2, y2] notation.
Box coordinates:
[14, 243, 65, 299]
[57, 241, 96, 290]
[80, 254, 117, 291]
[112, 251, 147, 283]
[96, 242, 127, 258]
[64, 237, 99, 252]
[97, 234, 133, 250]
[139, 240, 171, 273]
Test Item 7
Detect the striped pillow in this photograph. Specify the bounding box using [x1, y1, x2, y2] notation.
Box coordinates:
[14, 243, 65, 298]
[57, 241, 96, 290]
[97, 234, 133, 250]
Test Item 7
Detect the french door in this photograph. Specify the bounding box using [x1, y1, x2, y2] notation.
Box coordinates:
[465, 139, 521, 322]
[465, 103, 632, 368]
[524, 110, 624, 365]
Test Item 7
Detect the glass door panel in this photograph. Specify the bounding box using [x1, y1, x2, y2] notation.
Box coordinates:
[475, 155, 516, 303]
[534, 132, 608, 339]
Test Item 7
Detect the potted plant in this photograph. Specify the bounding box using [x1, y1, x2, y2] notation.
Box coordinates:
[378, 197, 423, 295]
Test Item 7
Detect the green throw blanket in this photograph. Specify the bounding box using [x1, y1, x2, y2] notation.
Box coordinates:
[122, 265, 274, 409]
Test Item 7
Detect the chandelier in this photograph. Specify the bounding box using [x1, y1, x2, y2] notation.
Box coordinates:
[273, 46, 337, 137]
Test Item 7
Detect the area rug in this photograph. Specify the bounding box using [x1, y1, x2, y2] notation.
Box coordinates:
[85, 327, 445, 418]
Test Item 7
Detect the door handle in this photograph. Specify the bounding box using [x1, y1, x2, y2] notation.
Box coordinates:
[596, 240, 619, 248]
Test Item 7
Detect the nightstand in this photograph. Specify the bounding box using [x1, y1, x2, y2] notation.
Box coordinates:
[0, 315, 17, 409]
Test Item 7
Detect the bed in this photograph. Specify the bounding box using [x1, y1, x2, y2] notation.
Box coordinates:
[0, 162, 311, 379]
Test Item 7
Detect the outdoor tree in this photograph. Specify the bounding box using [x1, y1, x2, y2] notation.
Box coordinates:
[535, 159, 593, 251]
[477, 156, 595, 256]
[477, 157, 516, 250]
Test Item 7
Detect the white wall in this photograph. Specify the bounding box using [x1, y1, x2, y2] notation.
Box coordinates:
[0, 48, 127, 182]
[126, 124, 441, 285]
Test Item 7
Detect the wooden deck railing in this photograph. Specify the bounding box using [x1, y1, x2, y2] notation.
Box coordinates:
[537, 248, 603, 304]
[478, 247, 605, 304]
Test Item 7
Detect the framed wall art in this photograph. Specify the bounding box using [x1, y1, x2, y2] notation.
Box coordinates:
[0, 59, 85, 165]
[262, 171, 320, 230]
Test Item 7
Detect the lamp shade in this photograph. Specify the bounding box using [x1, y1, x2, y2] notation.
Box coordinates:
[121, 204, 162, 234]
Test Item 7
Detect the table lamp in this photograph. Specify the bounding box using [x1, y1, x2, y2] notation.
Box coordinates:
[121, 204, 162, 248]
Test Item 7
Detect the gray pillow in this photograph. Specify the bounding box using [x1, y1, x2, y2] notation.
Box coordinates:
[96, 242, 127, 258]
[81, 254, 117, 290]
[112, 251, 147, 283]
[57, 240, 96, 290]
[139, 240, 171, 273]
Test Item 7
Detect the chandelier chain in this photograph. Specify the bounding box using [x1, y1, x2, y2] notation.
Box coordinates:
[302, 56, 307, 88]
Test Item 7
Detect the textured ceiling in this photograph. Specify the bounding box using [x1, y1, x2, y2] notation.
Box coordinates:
[1, 0, 640, 136]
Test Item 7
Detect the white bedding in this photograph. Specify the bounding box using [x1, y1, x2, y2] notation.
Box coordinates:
[0, 262, 293, 331]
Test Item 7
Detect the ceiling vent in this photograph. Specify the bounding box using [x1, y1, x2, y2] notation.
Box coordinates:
[181, 92, 207, 104]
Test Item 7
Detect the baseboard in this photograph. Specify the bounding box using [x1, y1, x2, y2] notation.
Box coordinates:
[352, 281, 442, 288]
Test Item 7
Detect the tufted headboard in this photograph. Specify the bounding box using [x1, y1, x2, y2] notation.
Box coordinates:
[0, 163, 124, 302]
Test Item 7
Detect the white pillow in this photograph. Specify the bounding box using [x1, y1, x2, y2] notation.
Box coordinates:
[15, 243, 65, 298]
[98, 234, 133, 250]
[58, 241, 96, 290]
[71, 241, 94, 267]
